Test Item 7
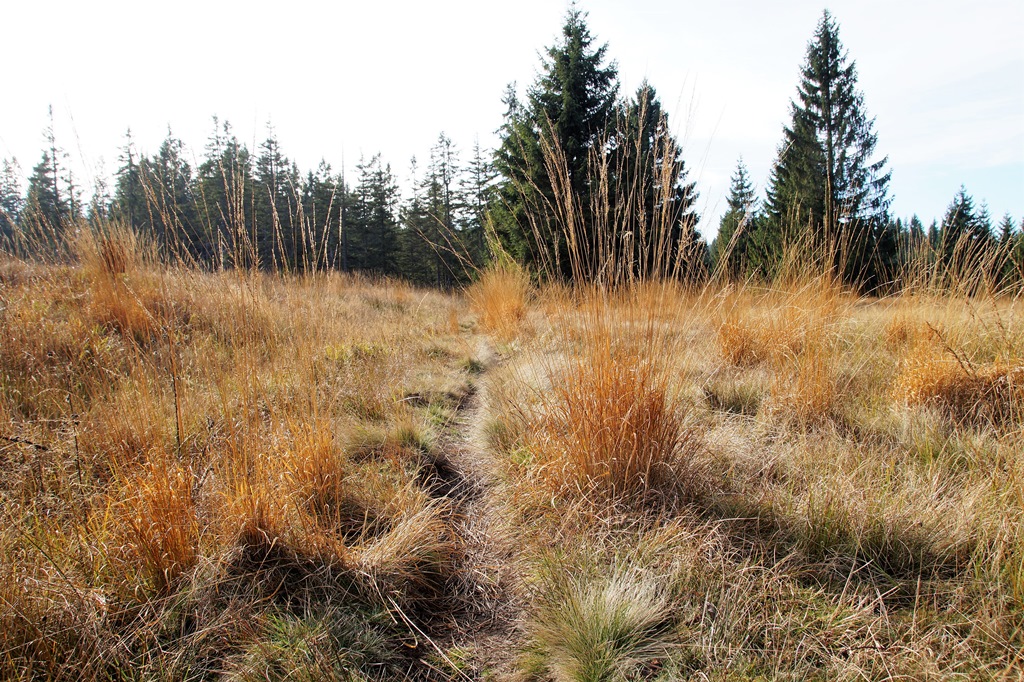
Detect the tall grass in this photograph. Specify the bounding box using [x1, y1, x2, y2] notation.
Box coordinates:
[0, 232, 476, 678]
[473, 88, 1024, 680]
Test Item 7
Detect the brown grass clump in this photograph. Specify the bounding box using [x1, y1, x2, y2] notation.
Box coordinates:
[894, 348, 1024, 425]
[717, 280, 844, 369]
[520, 286, 705, 507]
[112, 454, 201, 592]
[468, 262, 532, 341]
[74, 226, 165, 343]
[765, 342, 841, 426]
[532, 342, 696, 503]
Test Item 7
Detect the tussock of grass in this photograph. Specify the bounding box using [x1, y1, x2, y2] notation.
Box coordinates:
[528, 564, 677, 682]
[532, 337, 699, 503]
[894, 346, 1023, 426]
[468, 262, 532, 341]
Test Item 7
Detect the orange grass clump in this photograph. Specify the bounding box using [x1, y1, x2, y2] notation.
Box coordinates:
[531, 332, 699, 504]
[894, 349, 1023, 425]
[114, 454, 200, 592]
[468, 263, 531, 341]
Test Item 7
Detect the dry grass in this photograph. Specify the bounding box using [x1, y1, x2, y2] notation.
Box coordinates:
[476, 274, 1023, 680]
[502, 284, 709, 511]
[530, 330, 698, 503]
[468, 261, 532, 342]
[3, 224, 1024, 679]
[0, 231, 476, 679]
[894, 346, 1024, 426]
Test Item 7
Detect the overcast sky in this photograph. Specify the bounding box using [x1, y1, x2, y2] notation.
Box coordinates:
[1, 0, 1021, 238]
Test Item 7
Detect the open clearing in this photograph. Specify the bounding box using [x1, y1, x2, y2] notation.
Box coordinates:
[1, 248, 1022, 680]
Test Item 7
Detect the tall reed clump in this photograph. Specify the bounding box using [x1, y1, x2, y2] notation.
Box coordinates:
[112, 453, 201, 593]
[73, 223, 165, 343]
[491, 94, 709, 510]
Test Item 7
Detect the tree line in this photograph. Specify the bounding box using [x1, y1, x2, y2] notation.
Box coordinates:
[0, 113, 494, 286]
[2, 8, 1021, 291]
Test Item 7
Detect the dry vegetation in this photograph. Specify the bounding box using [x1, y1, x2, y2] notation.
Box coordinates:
[0, 231, 480, 680]
[2, 229, 1023, 680]
[481, 273, 1024, 681]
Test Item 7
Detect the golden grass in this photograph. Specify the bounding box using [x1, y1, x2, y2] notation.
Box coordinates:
[0, 233, 476, 678]
[3, 226, 1024, 679]
[475, 274, 1023, 679]
[467, 262, 532, 341]
[531, 332, 698, 502]
[894, 345, 1024, 426]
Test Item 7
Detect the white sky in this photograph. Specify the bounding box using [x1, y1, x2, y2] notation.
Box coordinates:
[1, 0, 1021, 238]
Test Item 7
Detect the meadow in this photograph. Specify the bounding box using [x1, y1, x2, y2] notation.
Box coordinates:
[1, 231, 1022, 680]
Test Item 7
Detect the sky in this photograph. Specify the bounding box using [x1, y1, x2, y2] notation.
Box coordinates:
[1, 0, 1021, 239]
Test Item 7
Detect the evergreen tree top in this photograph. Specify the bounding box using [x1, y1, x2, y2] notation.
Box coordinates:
[726, 158, 757, 214]
[528, 5, 619, 147]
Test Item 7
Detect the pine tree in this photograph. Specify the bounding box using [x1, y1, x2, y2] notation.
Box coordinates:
[196, 118, 253, 269]
[350, 155, 398, 274]
[494, 5, 619, 278]
[254, 127, 300, 271]
[21, 108, 74, 250]
[111, 129, 147, 234]
[939, 186, 990, 281]
[146, 130, 202, 263]
[713, 157, 757, 277]
[764, 10, 890, 285]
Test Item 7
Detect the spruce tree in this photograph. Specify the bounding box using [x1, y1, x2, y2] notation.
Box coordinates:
[613, 83, 701, 280]
[147, 130, 201, 263]
[300, 160, 339, 272]
[350, 155, 398, 275]
[494, 5, 618, 278]
[939, 186, 990, 282]
[22, 151, 66, 249]
[22, 108, 74, 250]
[996, 213, 1018, 287]
[111, 129, 147, 234]
[196, 118, 253, 269]
[714, 157, 757, 277]
[764, 10, 890, 285]
[459, 139, 498, 266]
[254, 127, 300, 271]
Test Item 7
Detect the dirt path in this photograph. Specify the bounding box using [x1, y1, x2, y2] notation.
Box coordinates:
[419, 339, 522, 680]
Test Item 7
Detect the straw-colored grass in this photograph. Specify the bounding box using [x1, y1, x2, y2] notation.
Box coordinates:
[3, 223, 1024, 679]
[468, 261, 532, 342]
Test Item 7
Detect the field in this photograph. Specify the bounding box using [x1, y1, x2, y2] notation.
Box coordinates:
[1, 235, 1023, 680]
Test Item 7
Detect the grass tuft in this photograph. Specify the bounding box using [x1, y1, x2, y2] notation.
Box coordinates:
[468, 262, 532, 341]
[528, 563, 677, 682]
